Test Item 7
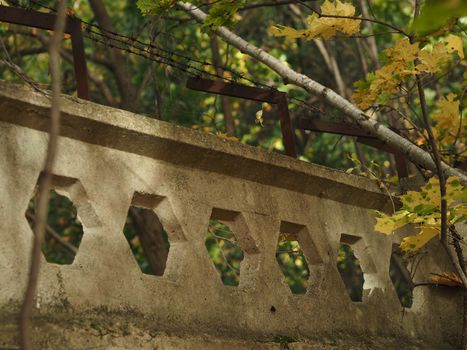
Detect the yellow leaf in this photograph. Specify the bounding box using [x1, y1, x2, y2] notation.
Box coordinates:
[215, 131, 239, 142]
[352, 88, 375, 110]
[255, 109, 264, 127]
[374, 211, 412, 235]
[432, 93, 462, 144]
[400, 226, 439, 252]
[444, 34, 464, 59]
[351, 40, 418, 109]
[255, 102, 270, 127]
[268, 25, 308, 39]
[222, 71, 233, 81]
[384, 39, 419, 63]
[416, 42, 450, 74]
[374, 177, 465, 251]
[309, 0, 361, 39]
[455, 205, 467, 215]
[430, 272, 463, 287]
[270, 0, 360, 40]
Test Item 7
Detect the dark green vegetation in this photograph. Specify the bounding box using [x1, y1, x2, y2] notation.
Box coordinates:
[26, 189, 83, 265]
[205, 220, 245, 286]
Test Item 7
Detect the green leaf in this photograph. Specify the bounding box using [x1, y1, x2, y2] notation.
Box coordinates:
[204, 0, 247, 30]
[137, 0, 177, 16]
[412, 0, 467, 36]
[413, 204, 437, 215]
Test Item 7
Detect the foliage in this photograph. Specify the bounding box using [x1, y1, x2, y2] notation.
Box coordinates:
[276, 236, 310, 294]
[204, 0, 247, 30]
[432, 92, 465, 146]
[136, 0, 176, 16]
[205, 220, 244, 286]
[137, 0, 246, 29]
[26, 189, 83, 264]
[352, 36, 463, 110]
[413, 0, 467, 37]
[269, 0, 360, 40]
[374, 177, 466, 253]
[336, 244, 364, 302]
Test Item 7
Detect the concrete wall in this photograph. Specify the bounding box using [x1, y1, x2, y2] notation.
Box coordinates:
[0, 81, 461, 349]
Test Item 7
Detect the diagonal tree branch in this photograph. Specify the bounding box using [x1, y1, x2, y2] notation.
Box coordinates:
[177, 1, 466, 182]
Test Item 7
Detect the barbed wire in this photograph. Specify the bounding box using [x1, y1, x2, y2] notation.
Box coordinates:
[8, 0, 323, 115]
[0, 32, 50, 95]
[25, 0, 276, 87]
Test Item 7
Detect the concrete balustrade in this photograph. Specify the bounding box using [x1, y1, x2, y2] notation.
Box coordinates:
[0, 81, 461, 349]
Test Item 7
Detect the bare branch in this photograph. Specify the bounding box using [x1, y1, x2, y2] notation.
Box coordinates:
[18, 1, 67, 349]
[25, 211, 78, 255]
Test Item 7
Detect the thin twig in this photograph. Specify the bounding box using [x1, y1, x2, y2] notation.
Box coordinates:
[25, 211, 78, 255]
[306, 7, 410, 37]
[0, 34, 47, 95]
[412, 282, 459, 288]
[415, 76, 448, 241]
[18, 1, 67, 349]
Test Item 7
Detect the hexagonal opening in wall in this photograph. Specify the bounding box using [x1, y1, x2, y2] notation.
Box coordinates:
[25, 188, 84, 265]
[337, 234, 365, 302]
[123, 205, 170, 276]
[205, 209, 246, 287]
[389, 245, 414, 308]
[275, 222, 317, 294]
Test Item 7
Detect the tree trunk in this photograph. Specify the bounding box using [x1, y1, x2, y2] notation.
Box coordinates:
[129, 208, 168, 276]
[88, 0, 139, 111]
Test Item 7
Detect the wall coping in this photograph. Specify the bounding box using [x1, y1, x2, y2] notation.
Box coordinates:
[0, 80, 388, 209]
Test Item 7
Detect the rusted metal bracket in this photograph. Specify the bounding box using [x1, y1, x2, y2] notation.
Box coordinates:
[299, 117, 409, 178]
[186, 76, 297, 158]
[0, 5, 89, 100]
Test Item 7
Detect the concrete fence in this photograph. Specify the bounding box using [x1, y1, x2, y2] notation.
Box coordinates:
[0, 81, 461, 349]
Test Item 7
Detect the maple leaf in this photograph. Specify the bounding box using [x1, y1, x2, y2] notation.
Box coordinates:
[351, 39, 418, 109]
[400, 226, 439, 252]
[137, 0, 176, 15]
[374, 210, 412, 235]
[352, 75, 377, 110]
[373, 176, 466, 253]
[416, 42, 450, 74]
[268, 25, 308, 39]
[432, 93, 462, 144]
[384, 39, 419, 63]
[269, 0, 361, 40]
[444, 34, 464, 59]
[352, 89, 374, 110]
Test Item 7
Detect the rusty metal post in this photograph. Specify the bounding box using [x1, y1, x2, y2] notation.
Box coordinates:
[187, 77, 297, 157]
[274, 94, 297, 157]
[299, 117, 409, 178]
[0, 5, 89, 99]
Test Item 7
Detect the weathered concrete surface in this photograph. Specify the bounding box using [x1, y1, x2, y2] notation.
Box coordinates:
[0, 81, 462, 349]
